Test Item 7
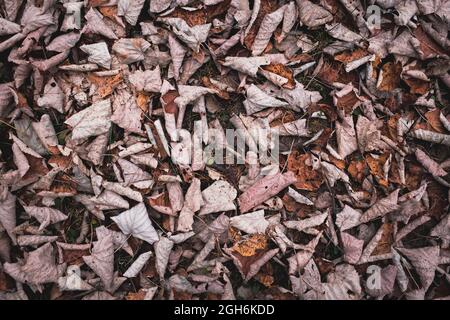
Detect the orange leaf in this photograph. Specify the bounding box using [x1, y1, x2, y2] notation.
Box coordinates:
[334, 48, 369, 64]
[232, 233, 268, 257]
[88, 72, 123, 98]
[425, 109, 446, 133]
[348, 159, 367, 183]
[287, 152, 323, 191]
[261, 64, 296, 89]
[377, 62, 402, 92]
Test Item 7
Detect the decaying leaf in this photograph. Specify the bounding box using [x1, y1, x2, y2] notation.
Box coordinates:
[111, 203, 159, 244]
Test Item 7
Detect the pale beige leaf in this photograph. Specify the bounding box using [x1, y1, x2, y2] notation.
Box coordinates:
[111, 203, 159, 244]
[47, 32, 81, 52]
[243, 84, 288, 115]
[168, 34, 186, 81]
[123, 251, 152, 278]
[83, 8, 118, 40]
[37, 78, 65, 113]
[83, 233, 114, 292]
[297, 0, 333, 27]
[415, 148, 447, 176]
[336, 205, 363, 231]
[336, 116, 358, 159]
[341, 232, 364, 264]
[128, 66, 162, 92]
[111, 89, 142, 134]
[222, 56, 270, 77]
[118, 0, 145, 26]
[112, 38, 151, 64]
[17, 235, 58, 247]
[251, 5, 285, 55]
[397, 246, 440, 291]
[4, 243, 64, 285]
[0, 186, 16, 244]
[154, 236, 174, 279]
[199, 180, 237, 215]
[0, 18, 21, 36]
[64, 99, 111, 140]
[238, 171, 296, 213]
[230, 210, 269, 234]
[80, 42, 111, 69]
[23, 206, 68, 231]
[284, 212, 328, 233]
[360, 189, 399, 223]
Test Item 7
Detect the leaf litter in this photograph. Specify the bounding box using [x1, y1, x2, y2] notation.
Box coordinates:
[0, 0, 449, 301]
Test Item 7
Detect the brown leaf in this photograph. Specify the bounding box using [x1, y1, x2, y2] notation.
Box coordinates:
[287, 152, 323, 191]
[365, 153, 391, 187]
[334, 48, 369, 64]
[371, 223, 394, 256]
[348, 159, 368, 183]
[261, 64, 296, 89]
[414, 26, 448, 59]
[377, 62, 402, 92]
[244, 0, 278, 49]
[201, 77, 229, 100]
[232, 233, 268, 257]
[88, 73, 123, 98]
[424, 109, 446, 133]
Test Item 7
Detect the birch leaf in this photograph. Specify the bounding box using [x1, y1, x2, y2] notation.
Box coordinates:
[111, 203, 159, 244]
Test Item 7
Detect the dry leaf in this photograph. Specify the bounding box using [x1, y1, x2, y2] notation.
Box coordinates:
[111, 203, 159, 244]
